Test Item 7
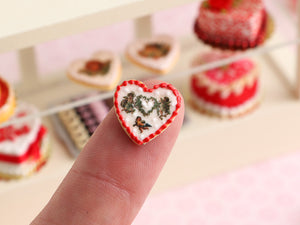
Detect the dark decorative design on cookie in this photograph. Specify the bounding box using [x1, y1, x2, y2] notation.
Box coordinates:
[133, 116, 152, 133]
[79, 60, 111, 76]
[134, 95, 160, 117]
[138, 43, 170, 59]
[120, 92, 171, 119]
[158, 97, 171, 119]
[121, 92, 136, 114]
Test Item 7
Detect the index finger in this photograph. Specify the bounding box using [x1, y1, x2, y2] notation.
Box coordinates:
[31, 80, 185, 225]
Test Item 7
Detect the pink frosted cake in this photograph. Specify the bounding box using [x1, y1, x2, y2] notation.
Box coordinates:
[0, 103, 49, 180]
[194, 0, 268, 50]
[190, 52, 260, 118]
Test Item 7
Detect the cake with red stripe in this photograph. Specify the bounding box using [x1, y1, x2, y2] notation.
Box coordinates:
[190, 52, 260, 118]
[0, 103, 50, 180]
[194, 0, 270, 50]
[0, 76, 15, 123]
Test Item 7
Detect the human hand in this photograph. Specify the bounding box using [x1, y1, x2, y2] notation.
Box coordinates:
[31, 80, 184, 225]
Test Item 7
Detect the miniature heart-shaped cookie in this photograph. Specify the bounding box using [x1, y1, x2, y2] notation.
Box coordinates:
[67, 50, 121, 91]
[126, 35, 180, 75]
[114, 80, 181, 145]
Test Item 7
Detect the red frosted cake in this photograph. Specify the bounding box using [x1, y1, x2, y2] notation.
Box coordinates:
[190, 52, 260, 118]
[0, 103, 50, 180]
[194, 0, 269, 50]
[0, 76, 15, 123]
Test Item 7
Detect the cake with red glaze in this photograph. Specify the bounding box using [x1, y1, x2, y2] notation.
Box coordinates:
[194, 0, 268, 50]
[0, 76, 15, 123]
[190, 52, 260, 118]
[0, 103, 50, 180]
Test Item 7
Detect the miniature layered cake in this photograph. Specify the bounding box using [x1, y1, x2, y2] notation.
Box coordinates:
[190, 52, 260, 118]
[52, 93, 110, 157]
[194, 0, 269, 50]
[0, 103, 49, 180]
[0, 76, 16, 123]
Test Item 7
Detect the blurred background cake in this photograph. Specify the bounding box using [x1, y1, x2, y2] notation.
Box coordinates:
[0, 76, 15, 124]
[0, 103, 49, 180]
[194, 0, 270, 49]
[190, 52, 260, 118]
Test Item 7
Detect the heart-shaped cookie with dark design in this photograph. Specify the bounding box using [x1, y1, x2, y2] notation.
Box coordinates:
[126, 35, 180, 75]
[114, 80, 181, 145]
[67, 50, 122, 91]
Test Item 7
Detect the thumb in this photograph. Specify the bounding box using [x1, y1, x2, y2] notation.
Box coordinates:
[31, 80, 185, 225]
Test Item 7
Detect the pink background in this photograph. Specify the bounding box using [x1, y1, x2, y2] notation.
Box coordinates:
[133, 151, 300, 225]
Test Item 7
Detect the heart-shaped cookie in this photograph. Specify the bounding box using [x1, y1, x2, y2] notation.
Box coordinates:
[67, 50, 122, 91]
[126, 35, 180, 75]
[0, 76, 15, 123]
[114, 80, 181, 145]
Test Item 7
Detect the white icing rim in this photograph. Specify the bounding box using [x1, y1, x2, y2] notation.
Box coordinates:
[191, 87, 260, 117]
[0, 133, 49, 176]
[0, 103, 41, 156]
[126, 34, 180, 71]
[67, 50, 121, 87]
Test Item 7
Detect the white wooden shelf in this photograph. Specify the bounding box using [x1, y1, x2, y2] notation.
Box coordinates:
[0, 0, 198, 53]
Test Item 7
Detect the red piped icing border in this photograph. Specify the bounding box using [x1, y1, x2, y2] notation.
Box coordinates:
[114, 80, 181, 145]
[194, 10, 268, 50]
[0, 126, 47, 164]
